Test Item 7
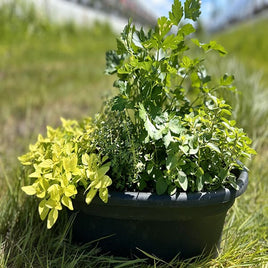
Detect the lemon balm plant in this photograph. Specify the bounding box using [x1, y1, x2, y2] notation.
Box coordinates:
[19, 0, 256, 259]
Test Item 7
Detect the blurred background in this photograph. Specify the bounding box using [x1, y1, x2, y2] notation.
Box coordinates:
[0, 0, 267, 155]
[0, 0, 267, 266]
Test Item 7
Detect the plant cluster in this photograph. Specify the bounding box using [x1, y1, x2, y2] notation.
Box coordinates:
[18, 0, 256, 228]
[18, 118, 112, 228]
[104, 0, 255, 193]
[92, 105, 142, 191]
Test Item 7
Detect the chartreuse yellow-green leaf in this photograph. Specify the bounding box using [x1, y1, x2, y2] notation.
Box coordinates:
[64, 185, 77, 197]
[39, 159, 54, 168]
[90, 175, 112, 189]
[21, 185, 36, 195]
[35, 178, 49, 198]
[47, 208, 58, 229]
[85, 188, 97, 204]
[63, 154, 78, 173]
[99, 188, 109, 203]
[38, 200, 50, 221]
[45, 198, 62, 210]
[19, 117, 112, 229]
[17, 152, 32, 165]
[82, 153, 90, 166]
[61, 195, 73, 210]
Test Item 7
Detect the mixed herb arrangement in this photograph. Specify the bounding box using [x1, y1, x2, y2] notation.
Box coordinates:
[18, 0, 256, 228]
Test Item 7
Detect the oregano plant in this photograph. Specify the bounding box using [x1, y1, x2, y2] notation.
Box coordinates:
[19, 118, 112, 228]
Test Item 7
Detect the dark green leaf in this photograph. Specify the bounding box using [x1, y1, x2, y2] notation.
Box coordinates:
[228, 176, 240, 190]
[105, 50, 121, 74]
[196, 175, 204, 191]
[116, 38, 128, 54]
[156, 176, 168, 195]
[112, 96, 128, 111]
[139, 104, 162, 140]
[219, 168, 228, 180]
[184, 0, 201, 21]
[180, 145, 189, 154]
[146, 161, 154, 175]
[168, 184, 177, 195]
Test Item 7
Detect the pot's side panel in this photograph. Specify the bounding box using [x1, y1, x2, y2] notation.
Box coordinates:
[71, 200, 234, 260]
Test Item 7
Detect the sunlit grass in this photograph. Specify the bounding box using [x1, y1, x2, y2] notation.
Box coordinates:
[214, 16, 268, 88]
[205, 55, 268, 152]
[0, 2, 115, 173]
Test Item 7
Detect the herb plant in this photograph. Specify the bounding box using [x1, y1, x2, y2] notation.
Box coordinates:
[18, 0, 256, 228]
[104, 0, 256, 193]
[18, 118, 112, 228]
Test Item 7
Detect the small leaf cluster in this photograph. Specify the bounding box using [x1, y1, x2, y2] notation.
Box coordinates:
[18, 118, 112, 229]
[104, 0, 256, 193]
[92, 104, 143, 192]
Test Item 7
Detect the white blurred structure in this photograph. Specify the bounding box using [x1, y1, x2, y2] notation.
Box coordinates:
[0, 0, 156, 33]
[66, 0, 156, 26]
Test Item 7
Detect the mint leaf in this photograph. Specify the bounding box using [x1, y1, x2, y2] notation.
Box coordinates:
[139, 104, 162, 140]
[206, 143, 221, 154]
[164, 131, 174, 148]
[184, 0, 201, 21]
[169, 117, 183, 135]
[176, 170, 188, 191]
[156, 176, 168, 195]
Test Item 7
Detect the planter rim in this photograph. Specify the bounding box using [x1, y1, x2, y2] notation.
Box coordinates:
[92, 169, 248, 207]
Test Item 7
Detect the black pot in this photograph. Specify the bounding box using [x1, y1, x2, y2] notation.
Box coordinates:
[71, 170, 248, 260]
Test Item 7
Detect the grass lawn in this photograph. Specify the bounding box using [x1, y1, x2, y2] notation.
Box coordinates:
[0, 3, 267, 267]
[214, 16, 268, 88]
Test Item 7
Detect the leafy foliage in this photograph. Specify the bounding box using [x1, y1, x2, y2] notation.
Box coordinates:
[92, 104, 143, 192]
[104, 0, 256, 193]
[18, 118, 111, 228]
[18, 0, 257, 229]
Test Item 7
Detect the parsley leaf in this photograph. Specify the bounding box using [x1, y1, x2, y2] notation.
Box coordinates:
[184, 0, 201, 21]
[169, 0, 183, 25]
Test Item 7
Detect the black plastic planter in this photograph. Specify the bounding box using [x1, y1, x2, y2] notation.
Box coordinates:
[72, 170, 248, 260]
